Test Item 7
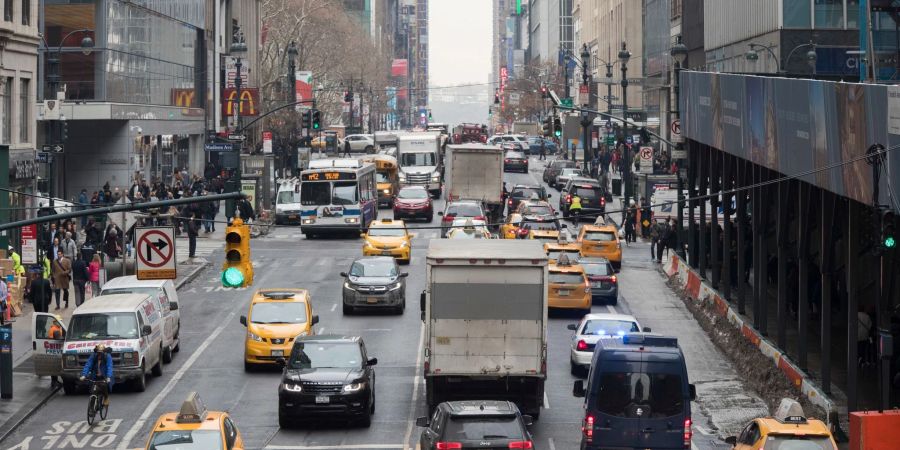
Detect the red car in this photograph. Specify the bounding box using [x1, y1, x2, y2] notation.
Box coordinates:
[393, 186, 434, 222]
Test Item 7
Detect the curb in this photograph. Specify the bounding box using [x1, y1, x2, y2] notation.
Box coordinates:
[175, 260, 210, 290]
[0, 385, 61, 443]
[663, 255, 837, 419]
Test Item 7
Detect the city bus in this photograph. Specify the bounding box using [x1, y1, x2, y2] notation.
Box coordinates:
[299, 159, 377, 237]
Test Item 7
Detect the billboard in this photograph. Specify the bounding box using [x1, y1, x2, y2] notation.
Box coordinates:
[392, 59, 408, 78]
[295, 71, 313, 110]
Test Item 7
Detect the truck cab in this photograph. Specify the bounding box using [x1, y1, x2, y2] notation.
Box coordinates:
[397, 133, 443, 198]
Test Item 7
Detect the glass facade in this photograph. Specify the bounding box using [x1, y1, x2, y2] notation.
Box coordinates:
[784, 0, 811, 28]
[814, 0, 844, 28]
[1, 78, 10, 144]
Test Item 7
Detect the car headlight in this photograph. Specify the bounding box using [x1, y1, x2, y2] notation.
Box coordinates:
[389, 282, 402, 291]
[343, 382, 366, 392]
[247, 331, 265, 342]
[431, 173, 441, 182]
[345, 217, 359, 224]
[302, 218, 315, 224]
[65, 354, 77, 367]
[284, 383, 303, 392]
[383, 189, 390, 194]
[398, 172, 407, 181]
[399, 241, 409, 248]
[344, 281, 355, 289]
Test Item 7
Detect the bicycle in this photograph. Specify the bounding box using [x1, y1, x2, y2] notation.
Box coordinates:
[84, 379, 109, 425]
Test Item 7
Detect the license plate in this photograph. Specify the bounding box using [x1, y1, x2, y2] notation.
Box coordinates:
[558, 289, 571, 296]
[271, 350, 284, 357]
[382, 251, 393, 256]
[315, 396, 330, 404]
[591, 282, 602, 288]
[366, 297, 378, 304]
[289, 214, 298, 219]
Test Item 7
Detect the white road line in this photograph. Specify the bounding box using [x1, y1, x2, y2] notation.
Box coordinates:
[543, 392, 550, 409]
[318, 327, 326, 334]
[691, 441, 698, 450]
[548, 438, 556, 450]
[403, 324, 426, 450]
[331, 303, 337, 312]
[266, 446, 404, 450]
[606, 305, 617, 314]
[117, 309, 237, 450]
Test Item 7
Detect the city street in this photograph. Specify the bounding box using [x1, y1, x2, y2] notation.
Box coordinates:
[0, 157, 756, 450]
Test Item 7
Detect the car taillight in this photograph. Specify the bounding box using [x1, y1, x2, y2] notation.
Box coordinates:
[508, 199, 513, 206]
[437, 443, 462, 450]
[683, 418, 692, 448]
[505, 159, 510, 163]
[610, 275, 617, 283]
[442, 214, 455, 222]
[582, 415, 595, 443]
[576, 340, 588, 351]
[600, 197, 606, 206]
[509, 441, 533, 449]
[566, 194, 572, 203]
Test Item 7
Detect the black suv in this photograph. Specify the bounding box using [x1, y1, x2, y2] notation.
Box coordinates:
[278, 335, 377, 427]
[560, 178, 606, 219]
[416, 400, 534, 450]
[341, 257, 408, 314]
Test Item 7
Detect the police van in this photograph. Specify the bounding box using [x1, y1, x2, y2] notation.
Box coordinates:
[573, 333, 697, 450]
[33, 293, 166, 394]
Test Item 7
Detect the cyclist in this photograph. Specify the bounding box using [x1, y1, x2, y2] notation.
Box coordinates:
[80, 344, 114, 407]
[569, 194, 583, 220]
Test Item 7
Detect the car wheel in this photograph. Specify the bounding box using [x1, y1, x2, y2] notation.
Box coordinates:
[343, 303, 353, 315]
[162, 345, 173, 363]
[151, 349, 164, 377]
[396, 298, 406, 315]
[279, 412, 292, 429]
[132, 362, 147, 392]
[365, 145, 374, 153]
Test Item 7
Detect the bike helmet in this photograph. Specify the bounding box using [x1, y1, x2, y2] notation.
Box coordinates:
[94, 344, 106, 353]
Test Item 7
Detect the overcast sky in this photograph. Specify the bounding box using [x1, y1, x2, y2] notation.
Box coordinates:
[429, 0, 491, 87]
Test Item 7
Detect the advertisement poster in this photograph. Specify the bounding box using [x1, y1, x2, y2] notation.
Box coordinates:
[241, 180, 257, 212]
[295, 71, 313, 111]
[20, 224, 37, 264]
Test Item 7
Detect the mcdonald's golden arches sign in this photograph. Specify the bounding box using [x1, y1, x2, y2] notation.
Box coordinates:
[222, 88, 260, 116]
[171, 89, 196, 107]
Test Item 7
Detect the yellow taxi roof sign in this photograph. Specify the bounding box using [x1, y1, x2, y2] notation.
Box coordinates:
[773, 398, 805, 423]
[381, 218, 393, 223]
[176, 392, 208, 424]
[557, 253, 573, 266]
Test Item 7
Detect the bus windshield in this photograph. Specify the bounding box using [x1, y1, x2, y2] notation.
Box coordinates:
[300, 182, 331, 206]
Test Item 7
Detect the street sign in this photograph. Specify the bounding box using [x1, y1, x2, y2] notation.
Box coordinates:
[606, 135, 615, 145]
[135, 227, 176, 280]
[672, 149, 687, 159]
[579, 84, 589, 94]
[36, 152, 52, 163]
[227, 134, 246, 141]
[20, 224, 37, 264]
[671, 118, 683, 143]
[41, 144, 63, 153]
[204, 143, 235, 152]
[639, 146, 654, 174]
[561, 98, 573, 107]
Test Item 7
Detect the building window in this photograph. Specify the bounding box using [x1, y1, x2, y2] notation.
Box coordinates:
[19, 79, 29, 143]
[814, 0, 845, 28]
[847, 0, 859, 28]
[3, 0, 11, 22]
[0, 78, 10, 144]
[21, 0, 29, 25]
[785, 0, 812, 28]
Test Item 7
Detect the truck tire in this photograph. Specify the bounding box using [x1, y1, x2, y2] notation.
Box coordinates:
[151, 348, 164, 377]
[162, 344, 173, 363]
[132, 362, 147, 392]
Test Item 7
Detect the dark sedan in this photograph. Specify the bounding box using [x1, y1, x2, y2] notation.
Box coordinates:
[579, 257, 618, 304]
[503, 151, 529, 173]
[392, 186, 433, 221]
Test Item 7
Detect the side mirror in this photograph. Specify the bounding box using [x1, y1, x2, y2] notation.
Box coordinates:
[567, 324, 578, 331]
[724, 436, 737, 446]
[415, 416, 429, 427]
[141, 325, 152, 337]
[437, 211, 444, 216]
[169, 303, 179, 310]
[240, 315, 247, 326]
[547, 194, 552, 199]
[689, 384, 697, 401]
[367, 357, 378, 366]
[311, 315, 319, 325]
[400, 272, 409, 278]
[275, 357, 286, 368]
[573, 380, 586, 398]
[420, 290, 426, 312]
[340, 272, 348, 277]
[521, 415, 534, 427]
[643, 327, 651, 332]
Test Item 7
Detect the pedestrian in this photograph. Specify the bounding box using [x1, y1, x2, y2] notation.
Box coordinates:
[9, 245, 25, 277]
[72, 254, 89, 307]
[238, 197, 256, 222]
[343, 138, 352, 157]
[624, 204, 636, 244]
[569, 194, 583, 221]
[28, 271, 51, 313]
[49, 237, 60, 262]
[78, 189, 89, 227]
[104, 227, 121, 261]
[666, 218, 678, 258]
[649, 220, 661, 261]
[187, 213, 200, 258]
[61, 231, 77, 261]
[51, 250, 71, 310]
[657, 220, 671, 263]
[539, 139, 546, 160]
[88, 254, 102, 297]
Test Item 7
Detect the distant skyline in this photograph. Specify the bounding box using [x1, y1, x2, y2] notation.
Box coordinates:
[428, 0, 491, 124]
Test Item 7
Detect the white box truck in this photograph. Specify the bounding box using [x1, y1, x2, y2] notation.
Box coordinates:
[444, 144, 505, 222]
[397, 132, 443, 198]
[420, 240, 549, 418]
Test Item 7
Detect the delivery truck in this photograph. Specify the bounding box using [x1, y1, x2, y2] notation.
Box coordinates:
[421, 240, 549, 418]
[444, 144, 505, 223]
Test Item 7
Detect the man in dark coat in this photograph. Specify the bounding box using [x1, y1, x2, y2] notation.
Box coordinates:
[28, 272, 52, 313]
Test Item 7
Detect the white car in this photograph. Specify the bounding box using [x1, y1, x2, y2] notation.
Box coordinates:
[343, 134, 375, 153]
[487, 135, 528, 152]
[567, 313, 649, 375]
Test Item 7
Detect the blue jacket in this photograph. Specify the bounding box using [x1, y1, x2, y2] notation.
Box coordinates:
[81, 352, 114, 388]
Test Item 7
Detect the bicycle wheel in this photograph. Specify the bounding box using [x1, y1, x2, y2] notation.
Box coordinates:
[100, 397, 109, 420]
[86, 396, 97, 425]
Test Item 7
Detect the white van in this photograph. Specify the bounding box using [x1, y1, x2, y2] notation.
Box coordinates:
[33, 293, 166, 394]
[100, 276, 181, 363]
[274, 178, 302, 225]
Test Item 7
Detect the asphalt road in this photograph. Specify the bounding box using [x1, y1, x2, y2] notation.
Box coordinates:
[1, 156, 745, 450]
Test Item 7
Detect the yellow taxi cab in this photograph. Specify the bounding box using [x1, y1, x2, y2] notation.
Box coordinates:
[240, 289, 318, 371]
[578, 224, 623, 270]
[544, 232, 582, 264]
[726, 414, 837, 450]
[143, 392, 245, 450]
[362, 218, 411, 264]
[547, 254, 592, 314]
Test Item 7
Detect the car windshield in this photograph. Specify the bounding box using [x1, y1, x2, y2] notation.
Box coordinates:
[289, 342, 362, 369]
[581, 319, 639, 336]
[445, 416, 522, 440]
[349, 259, 398, 277]
[595, 372, 684, 418]
[446, 203, 482, 217]
[574, 187, 601, 199]
[763, 436, 834, 450]
[560, 169, 581, 176]
[68, 313, 139, 340]
[512, 188, 542, 199]
[549, 272, 584, 284]
[368, 227, 406, 237]
[277, 190, 301, 204]
[375, 172, 390, 183]
[401, 152, 435, 166]
[584, 231, 616, 242]
[505, 152, 524, 159]
[251, 301, 307, 324]
[332, 182, 359, 205]
[449, 229, 487, 239]
[300, 182, 331, 206]
[523, 205, 553, 216]
[522, 220, 559, 231]
[547, 250, 579, 261]
[581, 263, 612, 276]
[148, 430, 223, 450]
[398, 188, 428, 199]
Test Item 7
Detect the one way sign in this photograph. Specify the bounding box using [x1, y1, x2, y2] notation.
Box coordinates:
[135, 227, 177, 280]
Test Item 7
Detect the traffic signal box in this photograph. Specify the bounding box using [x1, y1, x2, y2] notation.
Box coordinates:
[311, 109, 321, 130]
[542, 116, 553, 137]
[222, 218, 253, 287]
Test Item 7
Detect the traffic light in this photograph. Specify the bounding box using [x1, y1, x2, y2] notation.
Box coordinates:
[301, 110, 312, 130]
[311, 109, 321, 130]
[222, 217, 253, 287]
[428, 111, 433, 121]
[542, 115, 553, 137]
[553, 117, 562, 137]
[882, 207, 896, 251]
[60, 122, 68, 142]
[540, 86, 548, 98]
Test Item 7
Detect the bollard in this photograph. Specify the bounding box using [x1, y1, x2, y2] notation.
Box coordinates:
[0, 324, 12, 398]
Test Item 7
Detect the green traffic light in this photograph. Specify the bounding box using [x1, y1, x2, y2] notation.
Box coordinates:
[886, 236, 896, 249]
[222, 267, 244, 287]
[555, 130, 561, 137]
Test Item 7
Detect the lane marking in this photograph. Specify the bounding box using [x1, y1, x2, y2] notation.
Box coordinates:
[606, 305, 617, 314]
[331, 303, 337, 312]
[403, 324, 426, 450]
[318, 327, 326, 334]
[548, 438, 556, 450]
[543, 392, 550, 409]
[266, 446, 404, 450]
[117, 309, 237, 449]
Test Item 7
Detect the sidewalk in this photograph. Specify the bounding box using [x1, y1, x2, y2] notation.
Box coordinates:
[0, 242, 214, 440]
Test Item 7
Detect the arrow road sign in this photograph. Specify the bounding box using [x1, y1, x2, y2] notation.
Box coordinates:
[136, 227, 176, 280]
[227, 134, 246, 141]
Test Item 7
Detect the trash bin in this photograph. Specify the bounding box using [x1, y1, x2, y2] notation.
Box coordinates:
[612, 178, 622, 196]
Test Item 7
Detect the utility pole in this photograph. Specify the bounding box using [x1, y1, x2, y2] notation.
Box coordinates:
[671, 36, 688, 258]
[619, 42, 632, 202]
[580, 44, 592, 170]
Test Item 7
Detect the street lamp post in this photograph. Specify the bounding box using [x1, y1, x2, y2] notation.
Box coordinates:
[285, 41, 298, 175]
[619, 42, 632, 202]
[745, 41, 817, 74]
[580, 44, 592, 170]
[670, 36, 688, 258]
[225, 26, 247, 220]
